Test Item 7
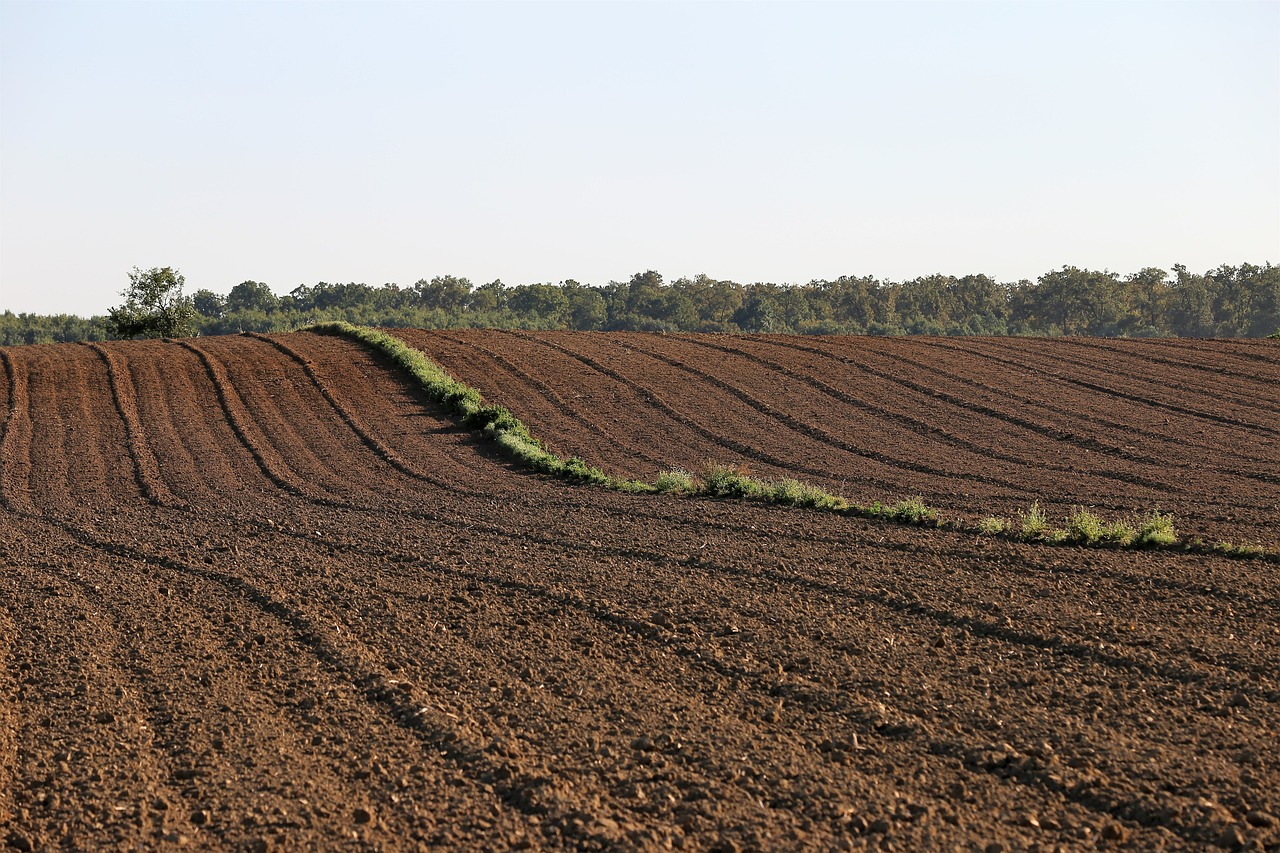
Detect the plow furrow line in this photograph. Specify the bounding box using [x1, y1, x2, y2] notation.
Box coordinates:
[192, 517, 1193, 841]
[618, 335, 1085, 494]
[494, 329, 895, 488]
[30, 514, 614, 849]
[9, 560, 204, 844]
[174, 340, 331, 501]
[676, 334, 1214, 492]
[911, 337, 1279, 474]
[430, 330, 671, 474]
[973, 338, 1280, 436]
[750, 337, 1196, 492]
[1054, 337, 1280, 394]
[238, 496, 1273, 706]
[242, 332, 484, 497]
[250, 515, 1270, 847]
[1033, 337, 1280, 417]
[0, 349, 34, 513]
[83, 343, 185, 508]
[13, 543, 473, 845]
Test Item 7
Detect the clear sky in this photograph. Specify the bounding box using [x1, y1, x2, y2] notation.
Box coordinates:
[1, 0, 1277, 316]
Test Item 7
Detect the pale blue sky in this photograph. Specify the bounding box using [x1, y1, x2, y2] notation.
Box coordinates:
[2, 0, 1277, 315]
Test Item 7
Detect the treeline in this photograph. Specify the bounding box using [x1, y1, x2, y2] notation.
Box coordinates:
[4, 262, 1278, 345]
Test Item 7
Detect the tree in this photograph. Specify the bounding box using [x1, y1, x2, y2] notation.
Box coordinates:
[107, 266, 198, 339]
[191, 288, 226, 319]
[225, 280, 279, 314]
[412, 276, 471, 312]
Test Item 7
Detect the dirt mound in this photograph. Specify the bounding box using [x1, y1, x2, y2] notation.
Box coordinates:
[0, 331, 1276, 851]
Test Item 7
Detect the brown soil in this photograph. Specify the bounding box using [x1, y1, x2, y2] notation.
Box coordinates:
[0, 331, 1277, 852]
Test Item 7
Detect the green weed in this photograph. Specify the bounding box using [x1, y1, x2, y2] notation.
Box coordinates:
[978, 516, 1009, 535]
[1063, 507, 1135, 545]
[888, 496, 938, 525]
[1018, 502, 1051, 539]
[655, 468, 697, 494]
[310, 322, 1245, 557]
[699, 462, 769, 500]
[1134, 510, 1177, 547]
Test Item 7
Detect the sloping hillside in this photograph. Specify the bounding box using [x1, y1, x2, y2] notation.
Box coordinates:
[0, 332, 1276, 851]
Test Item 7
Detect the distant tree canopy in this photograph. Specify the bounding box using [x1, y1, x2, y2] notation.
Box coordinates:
[105, 266, 198, 340]
[2, 262, 1278, 345]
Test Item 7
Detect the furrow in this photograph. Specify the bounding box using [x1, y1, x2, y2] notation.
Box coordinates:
[12, 523, 514, 848]
[493, 329, 886, 488]
[0, 348, 33, 513]
[746, 336, 1180, 494]
[429, 330, 672, 475]
[1040, 337, 1280, 417]
[243, 332, 474, 494]
[83, 343, 185, 508]
[910, 337, 1278, 474]
[173, 340, 322, 501]
[616, 335, 1054, 494]
[974, 337, 1280, 437]
[38, 515, 617, 849]
[1059, 338, 1280, 400]
[235, 501, 1276, 848]
[674, 334, 1213, 494]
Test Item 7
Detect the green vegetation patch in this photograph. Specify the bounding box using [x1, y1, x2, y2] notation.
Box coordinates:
[306, 322, 1274, 561]
[671, 463, 850, 510]
[307, 321, 651, 492]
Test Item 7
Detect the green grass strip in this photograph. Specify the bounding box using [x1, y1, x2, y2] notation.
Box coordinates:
[304, 323, 1277, 561]
[306, 321, 652, 491]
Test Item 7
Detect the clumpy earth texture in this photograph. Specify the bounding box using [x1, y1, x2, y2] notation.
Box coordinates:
[1, 331, 1277, 851]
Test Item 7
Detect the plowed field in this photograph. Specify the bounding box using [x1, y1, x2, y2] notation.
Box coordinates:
[0, 331, 1277, 852]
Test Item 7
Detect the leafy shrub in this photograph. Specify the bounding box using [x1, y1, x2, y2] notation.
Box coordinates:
[655, 468, 697, 494]
[770, 479, 848, 510]
[1065, 507, 1137, 545]
[1065, 507, 1105, 543]
[1019, 502, 1051, 539]
[887, 497, 937, 525]
[978, 516, 1009, 535]
[1134, 510, 1177, 547]
[700, 462, 769, 500]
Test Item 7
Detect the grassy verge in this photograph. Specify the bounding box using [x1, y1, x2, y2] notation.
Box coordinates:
[306, 322, 653, 492]
[304, 323, 1275, 560]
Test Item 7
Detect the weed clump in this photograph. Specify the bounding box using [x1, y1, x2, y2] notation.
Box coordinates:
[881, 497, 937, 525]
[1064, 507, 1136, 545]
[1213, 540, 1266, 558]
[655, 468, 697, 494]
[1018, 502, 1052, 539]
[654, 462, 849, 510]
[978, 516, 1009, 535]
[700, 462, 769, 500]
[310, 322, 1240, 558]
[1134, 510, 1177, 547]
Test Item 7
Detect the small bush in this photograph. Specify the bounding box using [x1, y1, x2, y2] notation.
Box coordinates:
[1019, 502, 1051, 539]
[700, 462, 768, 500]
[771, 478, 808, 505]
[1134, 510, 1177, 547]
[1214, 540, 1265, 558]
[1101, 518, 1137, 546]
[1065, 507, 1106, 543]
[655, 468, 697, 494]
[978, 516, 1009, 535]
[887, 496, 937, 525]
[768, 478, 848, 510]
